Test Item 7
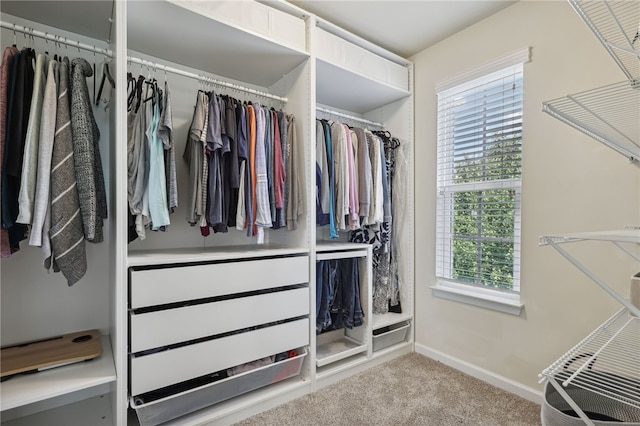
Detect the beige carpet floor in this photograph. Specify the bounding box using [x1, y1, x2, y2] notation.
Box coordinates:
[235, 353, 541, 426]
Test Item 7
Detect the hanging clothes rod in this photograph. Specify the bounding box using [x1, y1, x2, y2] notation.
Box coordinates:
[127, 56, 288, 103]
[1, 21, 288, 103]
[316, 106, 384, 127]
[1, 21, 113, 56]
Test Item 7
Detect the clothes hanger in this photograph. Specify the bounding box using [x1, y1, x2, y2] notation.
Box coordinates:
[96, 61, 116, 107]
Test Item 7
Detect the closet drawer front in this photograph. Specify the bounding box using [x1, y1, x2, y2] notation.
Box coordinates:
[130, 287, 309, 353]
[129, 256, 309, 309]
[130, 318, 309, 396]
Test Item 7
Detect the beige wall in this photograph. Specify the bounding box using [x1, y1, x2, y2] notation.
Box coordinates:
[412, 0, 640, 392]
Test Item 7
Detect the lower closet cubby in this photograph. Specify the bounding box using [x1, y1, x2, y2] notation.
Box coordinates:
[315, 244, 372, 373]
[127, 253, 311, 425]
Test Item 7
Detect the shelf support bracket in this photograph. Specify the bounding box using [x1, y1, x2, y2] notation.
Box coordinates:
[547, 239, 640, 317]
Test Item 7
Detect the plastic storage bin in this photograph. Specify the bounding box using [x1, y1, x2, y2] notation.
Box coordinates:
[372, 321, 410, 352]
[130, 348, 307, 426]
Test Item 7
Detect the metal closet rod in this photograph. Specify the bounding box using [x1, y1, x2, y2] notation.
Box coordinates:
[1, 21, 288, 103]
[316, 106, 384, 127]
[1, 21, 112, 56]
[127, 57, 288, 103]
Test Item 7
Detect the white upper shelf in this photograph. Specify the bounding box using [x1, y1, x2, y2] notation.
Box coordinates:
[314, 27, 411, 114]
[569, 0, 640, 83]
[0, 1, 112, 43]
[542, 81, 640, 161]
[127, 0, 309, 88]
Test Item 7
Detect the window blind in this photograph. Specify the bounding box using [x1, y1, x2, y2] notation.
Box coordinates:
[436, 63, 523, 292]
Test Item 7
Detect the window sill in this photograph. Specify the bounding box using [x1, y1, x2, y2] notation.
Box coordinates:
[430, 281, 524, 316]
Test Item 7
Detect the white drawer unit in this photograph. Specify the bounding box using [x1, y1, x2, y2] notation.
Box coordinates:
[129, 255, 309, 309]
[128, 254, 311, 400]
[130, 318, 310, 396]
[130, 287, 310, 353]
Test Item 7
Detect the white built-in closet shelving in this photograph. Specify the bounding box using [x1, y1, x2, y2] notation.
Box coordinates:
[0, 1, 415, 425]
[539, 0, 640, 424]
[1, 1, 118, 425]
[311, 15, 415, 387]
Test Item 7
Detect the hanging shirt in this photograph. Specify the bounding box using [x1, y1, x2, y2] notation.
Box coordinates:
[352, 127, 372, 220]
[29, 59, 58, 250]
[0, 46, 20, 258]
[70, 58, 107, 243]
[147, 88, 170, 230]
[158, 80, 177, 213]
[273, 110, 285, 225]
[49, 58, 87, 285]
[286, 114, 303, 231]
[321, 120, 338, 238]
[183, 91, 207, 225]
[17, 53, 48, 225]
[331, 121, 349, 231]
[254, 104, 272, 243]
[315, 120, 329, 226]
[205, 91, 224, 228]
[344, 124, 359, 230]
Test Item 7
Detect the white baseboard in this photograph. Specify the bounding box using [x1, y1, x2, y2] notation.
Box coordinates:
[414, 343, 542, 405]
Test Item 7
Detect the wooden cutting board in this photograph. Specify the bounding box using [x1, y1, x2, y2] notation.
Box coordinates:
[1, 330, 103, 378]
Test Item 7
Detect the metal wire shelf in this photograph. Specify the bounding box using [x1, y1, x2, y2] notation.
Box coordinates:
[569, 0, 640, 83]
[542, 81, 640, 161]
[540, 308, 640, 410]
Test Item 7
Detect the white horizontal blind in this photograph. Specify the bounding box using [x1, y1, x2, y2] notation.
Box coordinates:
[436, 63, 523, 292]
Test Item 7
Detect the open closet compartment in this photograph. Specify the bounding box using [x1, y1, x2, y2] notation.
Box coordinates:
[0, 1, 121, 425]
[125, 0, 312, 257]
[538, 229, 640, 425]
[312, 15, 415, 375]
[315, 243, 372, 375]
[124, 1, 314, 424]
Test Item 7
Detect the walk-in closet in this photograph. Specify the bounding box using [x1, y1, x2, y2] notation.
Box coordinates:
[1, 0, 638, 425]
[1, 0, 413, 424]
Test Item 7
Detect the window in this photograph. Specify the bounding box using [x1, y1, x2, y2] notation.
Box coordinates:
[435, 50, 528, 311]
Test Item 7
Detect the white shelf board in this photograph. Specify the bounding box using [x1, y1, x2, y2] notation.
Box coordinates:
[372, 312, 413, 330]
[316, 59, 411, 114]
[127, 0, 309, 88]
[2, 394, 112, 426]
[540, 308, 640, 409]
[316, 241, 370, 253]
[315, 336, 367, 367]
[127, 245, 309, 267]
[0, 336, 116, 411]
[539, 228, 640, 246]
[0, 1, 112, 42]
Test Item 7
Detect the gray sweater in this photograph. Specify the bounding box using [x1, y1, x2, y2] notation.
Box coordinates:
[70, 58, 107, 243]
[50, 58, 87, 286]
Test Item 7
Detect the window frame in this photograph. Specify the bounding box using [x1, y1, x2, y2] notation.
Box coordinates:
[432, 48, 530, 315]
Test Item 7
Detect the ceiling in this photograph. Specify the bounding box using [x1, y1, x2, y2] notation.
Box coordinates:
[291, 0, 517, 58]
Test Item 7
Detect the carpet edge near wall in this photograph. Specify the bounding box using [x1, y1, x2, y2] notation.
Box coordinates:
[414, 343, 543, 405]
